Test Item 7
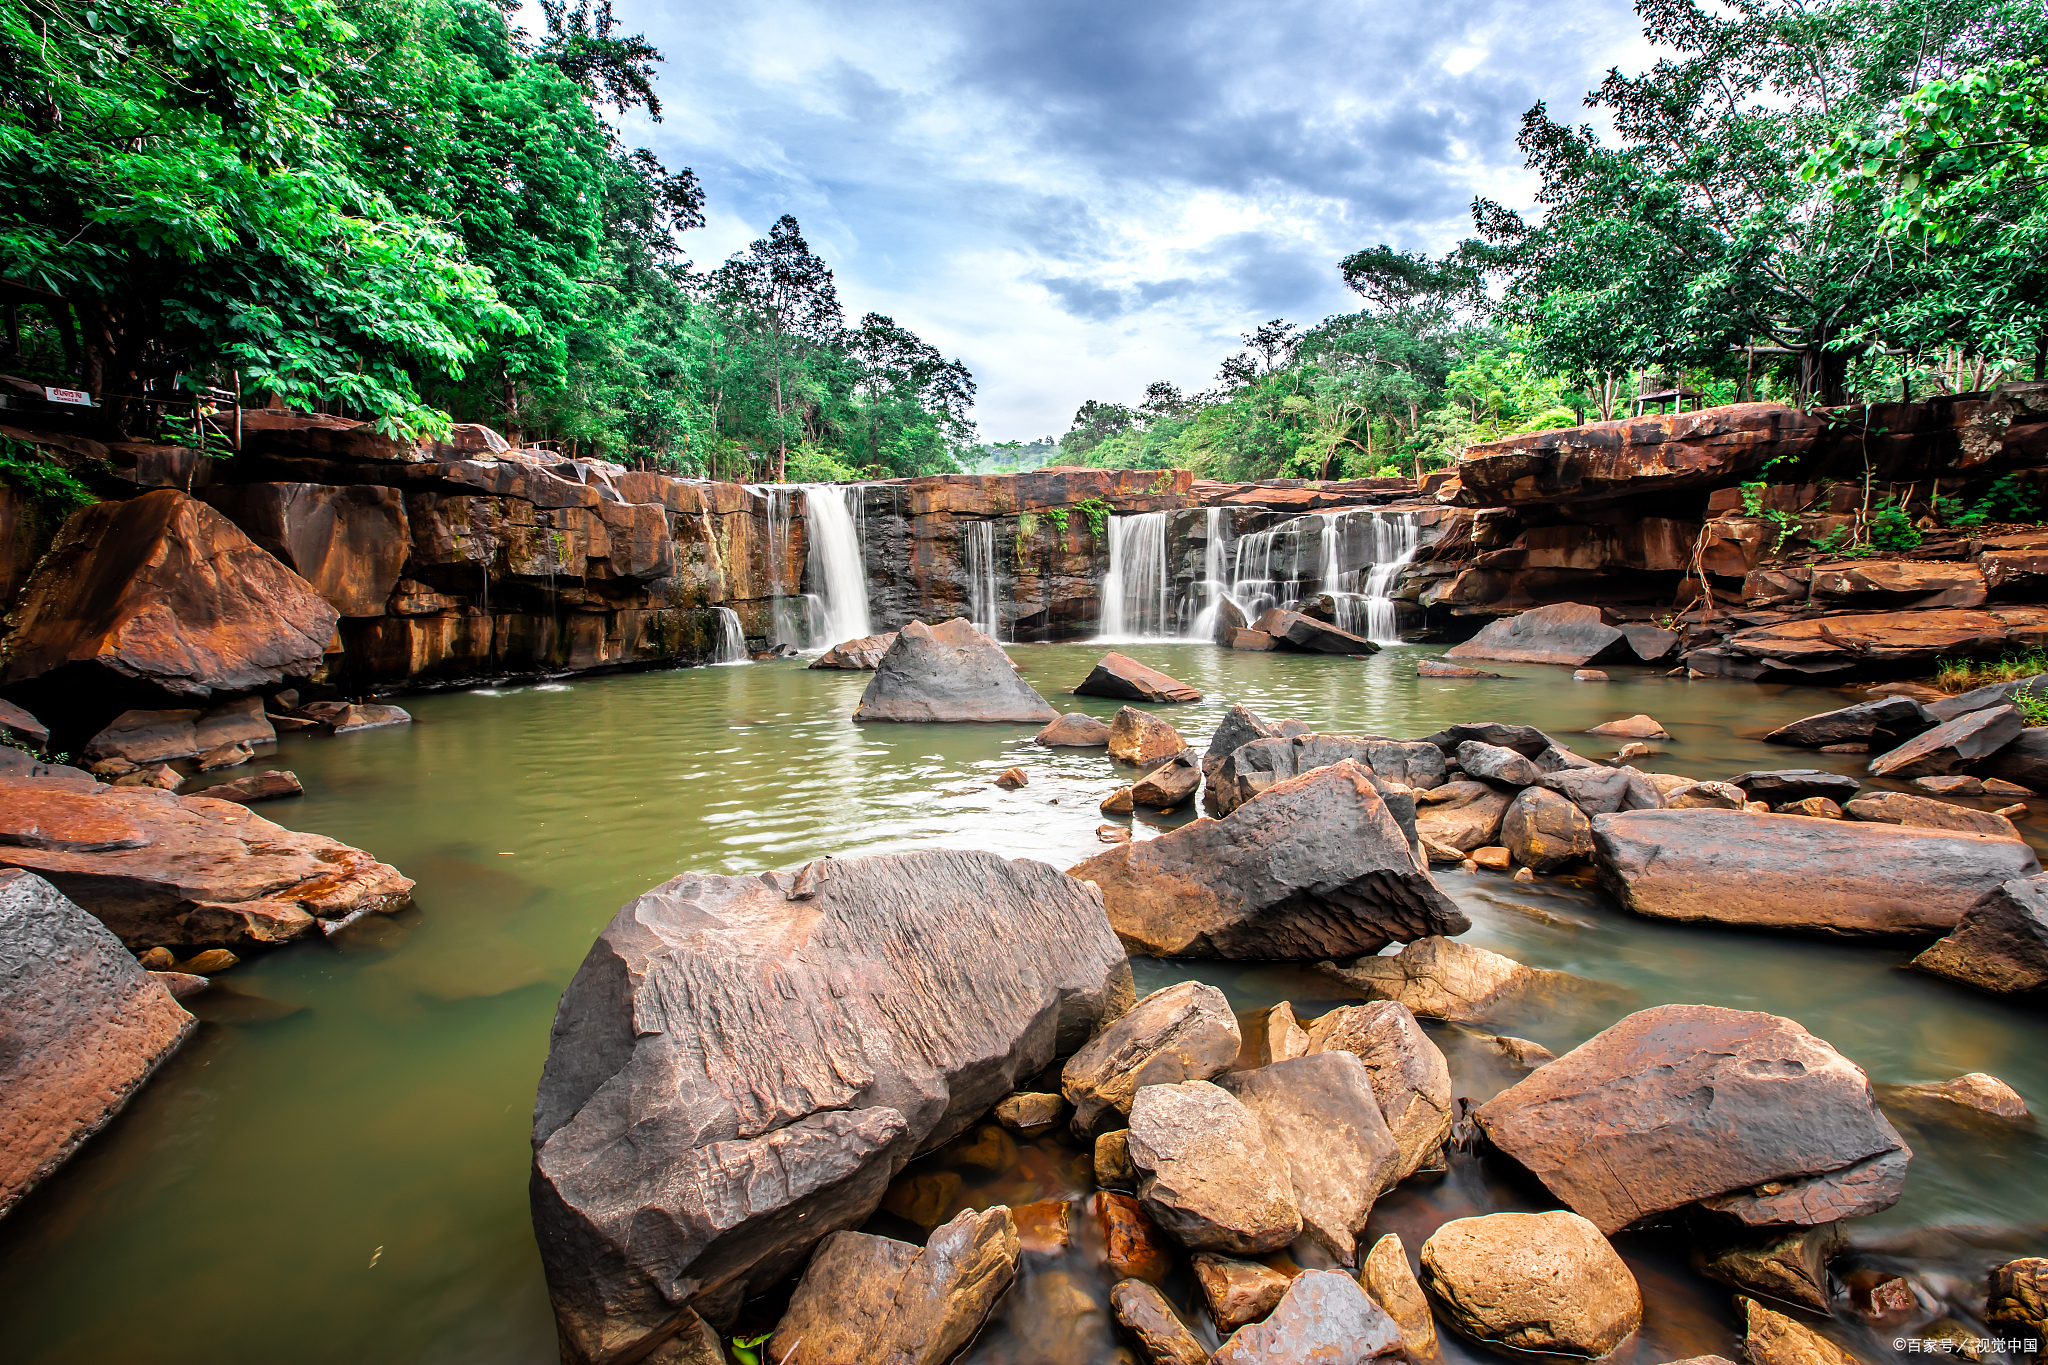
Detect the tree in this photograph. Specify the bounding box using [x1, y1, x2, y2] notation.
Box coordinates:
[708, 215, 843, 480]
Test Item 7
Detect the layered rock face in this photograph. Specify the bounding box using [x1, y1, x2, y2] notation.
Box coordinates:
[528, 849, 1129, 1363]
[0, 869, 195, 1219]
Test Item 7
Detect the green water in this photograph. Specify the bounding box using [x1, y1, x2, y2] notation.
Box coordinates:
[2, 644, 2044, 1364]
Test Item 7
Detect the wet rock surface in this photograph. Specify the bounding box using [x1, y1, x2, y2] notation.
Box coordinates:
[852, 618, 1059, 723]
[1443, 603, 1626, 667]
[1068, 760, 1467, 959]
[1729, 770, 1863, 804]
[1074, 652, 1202, 703]
[529, 849, 1128, 1361]
[1210, 732, 1448, 814]
[1108, 707, 1188, 766]
[1125, 1080, 1301, 1254]
[1693, 1223, 1844, 1312]
[1037, 712, 1112, 746]
[1741, 1297, 1859, 1365]
[0, 869, 196, 1219]
[1303, 1001, 1454, 1183]
[1110, 1278, 1208, 1365]
[811, 632, 898, 669]
[1913, 875, 2048, 994]
[1868, 704, 2024, 779]
[1502, 786, 1595, 871]
[1193, 1253, 1292, 1333]
[1129, 753, 1200, 810]
[1250, 608, 1380, 655]
[1061, 981, 1240, 1136]
[1843, 791, 2020, 838]
[1765, 696, 1936, 748]
[1420, 1211, 1642, 1361]
[1475, 1004, 1911, 1234]
[1414, 781, 1514, 852]
[1364, 1233, 1445, 1365]
[1591, 809, 2040, 936]
[1316, 936, 1553, 1023]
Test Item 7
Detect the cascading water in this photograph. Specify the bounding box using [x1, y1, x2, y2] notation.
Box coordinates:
[1357, 510, 1425, 643]
[753, 484, 873, 649]
[1312, 508, 1427, 643]
[1189, 507, 1234, 638]
[711, 607, 748, 664]
[1097, 512, 1175, 639]
[963, 521, 1003, 640]
[1218, 514, 1323, 621]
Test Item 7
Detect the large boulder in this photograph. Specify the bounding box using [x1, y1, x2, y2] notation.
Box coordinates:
[1210, 732, 1446, 815]
[1125, 1080, 1302, 1254]
[1067, 760, 1468, 959]
[0, 869, 196, 1219]
[0, 489, 339, 699]
[1217, 1051, 1400, 1263]
[1502, 787, 1595, 871]
[1420, 1211, 1641, 1362]
[1211, 1270, 1403, 1365]
[199, 482, 410, 617]
[1867, 704, 2024, 779]
[1303, 1001, 1454, 1183]
[1036, 712, 1112, 747]
[1977, 729, 2048, 792]
[0, 777, 414, 947]
[1109, 706, 1188, 765]
[768, 1205, 1018, 1365]
[1414, 782, 1514, 853]
[84, 697, 276, 764]
[1061, 981, 1240, 1136]
[1764, 697, 1936, 748]
[1913, 875, 2048, 995]
[529, 850, 1130, 1361]
[1202, 703, 1302, 777]
[1443, 603, 1626, 667]
[1473, 1005, 1911, 1234]
[1074, 652, 1202, 703]
[851, 618, 1058, 723]
[1590, 810, 2039, 936]
[1537, 766, 1664, 818]
[810, 633, 898, 670]
[1251, 608, 1379, 655]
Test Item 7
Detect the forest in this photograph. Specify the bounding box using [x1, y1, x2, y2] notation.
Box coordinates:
[0, 0, 974, 482]
[1059, 0, 2048, 480]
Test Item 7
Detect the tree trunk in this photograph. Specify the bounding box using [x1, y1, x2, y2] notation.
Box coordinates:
[500, 361, 521, 445]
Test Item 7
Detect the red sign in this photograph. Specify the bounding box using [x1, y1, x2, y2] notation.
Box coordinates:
[43, 387, 91, 406]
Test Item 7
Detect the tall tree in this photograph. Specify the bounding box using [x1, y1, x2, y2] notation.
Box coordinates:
[708, 215, 842, 480]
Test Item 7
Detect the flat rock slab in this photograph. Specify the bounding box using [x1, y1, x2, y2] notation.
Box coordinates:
[1127, 1080, 1301, 1254]
[1252, 608, 1379, 655]
[0, 870, 195, 1218]
[1062, 981, 1240, 1135]
[1420, 1211, 1642, 1360]
[852, 618, 1058, 723]
[1474, 1004, 1910, 1234]
[1765, 697, 1935, 748]
[530, 849, 1129, 1361]
[1219, 1051, 1400, 1263]
[1844, 792, 2019, 839]
[810, 632, 898, 669]
[1069, 760, 1468, 959]
[1869, 704, 2023, 779]
[1419, 659, 1501, 678]
[1211, 1269, 1403, 1365]
[769, 1206, 1019, 1365]
[0, 778, 414, 947]
[1037, 713, 1111, 747]
[1074, 652, 1202, 703]
[1591, 809, 2039, 936]
[1444, 603, 1625, 667]
[1913, 875, 2048, 995]
[1729, 770, 1863, 803]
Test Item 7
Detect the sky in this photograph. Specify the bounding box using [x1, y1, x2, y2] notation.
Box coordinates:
[600, 0, 1658, 441]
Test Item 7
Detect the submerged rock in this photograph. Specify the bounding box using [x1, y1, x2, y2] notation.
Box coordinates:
[1108, 707, 1188, 766]
[0, 777, 414, 946]
[1591, 809, 2039, 936]
[1098, 1192, 1172, 1281]
[1913, 875, 2048, 995]
[1742, 1297, 1859, 1365]
[1693, 1223, 1844, 1313]
[1318, 936, 1544, 1022]
[851, 618, 1059, 723]
[529, 849, 1128, 1360]
[1443, 603, 1626, 667]
[1194, 1253, 1293, 1333]
[1304, 1001, 1454, 1183]
[1068, 760, 1468, 959]
[1218, 1051, 1400, 1263]
[1585, 713, 1670, 740]
[1037, 712, 1112, 747]
[811, 632, 898, 669]
[1061, 981, 1240, 1136]
[1126, 1080, 1302, 1254]
[1886, 1073, 2030, 1121]
[1474, 1005, 1911, 1235]
[1075, 652, 1202, 703]
[1110, 1279, 1208, 1365]
[1211, 1270, 1402, 1365]
[1419, 659, 1500, 678]
[768, 1205, 1020, 1365]
[0, 870, 196, 1219]
[1420, 1211, 1641, 1361]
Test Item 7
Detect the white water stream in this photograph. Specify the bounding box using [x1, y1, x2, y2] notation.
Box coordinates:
[963, 521, 1003, 640]
[1096, 512, 1177, 639]
[754, 483, 873, 650]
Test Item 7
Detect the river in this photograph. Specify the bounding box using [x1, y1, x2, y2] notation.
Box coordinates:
[2, 644, 2043, 1364]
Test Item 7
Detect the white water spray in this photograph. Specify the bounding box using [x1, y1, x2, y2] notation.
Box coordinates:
[711, 607, 748, 664]
[1097, 512, 1175, 639]
[963, 521, 1003, 640]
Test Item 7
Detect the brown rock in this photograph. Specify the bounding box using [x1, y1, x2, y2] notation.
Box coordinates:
[1987, 1259, 2048, 1340]
[994, 767, 1028, 790]
[1663, 781, 1748, 810]
[150, 970, 210, 1000]
[1587, 714, 1671, 739]
[1574, 669, 1610, 681]
[1108, 707, 1187, 766]
[1097, 824, 1133, 844]
[993, 1091, 1065, 1129]
[1420, 659, 1500, 678]
[1913, 875, 2048, 993]
[1474, 1005, 1911, 1234]
[1420, 1211, 1641, 1361]
[1076, 652, 1202, 703]
[1742, 1297, 1859, 1365]
[1456, 404, 1818, 508]
[1096, 1129, 1137, 1188]
[1986, 778, 2035, 796]
[1194, 1254, 1294, 1332]
[1038, 712, 1113, 746]
[176, 948, 238, 974]
[300, 700, 411, 734]
[136, 946, 174, 970]
[1318, 936, 1558, 1024]
[1219, 1051, 1400, 1262]
[1363, 1233, 1444, 1365]
[1303, 1001, 1454, 1184]
[852, 618, 1059, 723]
[1888, 1073, 2030, 1120]
[1251, 608, 1380, 655]
[1694, 1224, 1845, 1313]
[85, 708, 203, 764]
[530, 851, 1129, 1360]
[1013, 1198, 1073, 1252]
[1061, 981, 1241, 1135]
[1503, 786, 1595, 870]
[1704, 608, 2048, 680]
[1068, 761, 1468, 960]
[1592, 809, 2039, 936]
[1211, 1268, 1402, 1365]
[1102, 786, 1136, 815]
[1130, 753, 1199, 810]
[1729, 770, 1863, 804]
[0, 870, 195, 1218]
[195, 742, 253, 772]
[1869, 704, 2024, 779]
[1844, 791, 2019, 838]
[1097, 1192, 1172, 1281]
[114, 764, 183, 792]
[1212, 596, 1250, 645]
[1110, 1279, 1208, 1365]
[1126, 1080, 1302, 1254]
[1, 490, 339, 698]
[811, 632, 898, 669]
[881, 1171, 962, 1227]
[768, 1205, 1021, 1365]
[0, 697, 49, 750]
[1443, 603, 1626, 667]
[1251, 1001, 1309, 1066]
[199, 482, 410, 617]
[1766, 696, 1936, 749]
[202, 770, 304, 804]
[1777, 796, 1844, 819]
[1471, 845, 1511, 870]
[1228, 628, 1280, 651]
[0, 778, 413, 947]
[1420, 836, 1469, 866]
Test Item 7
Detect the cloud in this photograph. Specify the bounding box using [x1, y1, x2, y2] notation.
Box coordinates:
[610, 0, 1656, 437]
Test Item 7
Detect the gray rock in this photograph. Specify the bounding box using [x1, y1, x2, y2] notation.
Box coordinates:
[1868, 704, 2023, 779]
[1303, 1001, 1454, 1184]
[1420, 722, 1556, 758]
[1219, 1051, 1400, 1263]
[1068, 760, 1468, 959]
[1913, 875, 2048, 995]
[0, 869, 195, 1219]
[1728, 770, 1863, 803]
[768, 1205, 1020, 1365]
[1442, 603, 1627, 667]
[1210, 733, 1445, 817]
[1928, 675, 2048, 721]
[1061, 981, 1240, 1136]
[1251, 608, 1380, 655]
[1503, 786, 1596, 871]
[1591, 809, 2040, 936]
[1538, 766, 1665, 818]
[529, 849, 1129, 1361]
[1764, 697, 1936, 748]
[1127, 1080, 1301, 1254]
[1474, 1004, 1911, 1234]
[1203, 703, 1309, 777]
[1211, 1269, 1403, 1365]
[1211, 597, 1250, 646]
[1420, 1211, 1641, 1361]
[1454, 740, 1543, 787]
[851, 618, 1059, 723]
[1979, 729, 2048, 793]
[1075, 652, 1202, 703]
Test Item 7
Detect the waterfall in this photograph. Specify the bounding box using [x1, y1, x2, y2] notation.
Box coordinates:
[1316, 508, 1426, 643]
[1219, 514, 1322, 622]
[711, 607, 748, 664]
[963, 521, 1003, 640]
[1098, 512, 1176, 639]
[753, 483, 872, 649]
[1189, 507, 1234, 638]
